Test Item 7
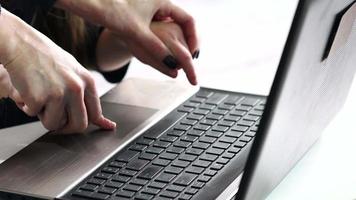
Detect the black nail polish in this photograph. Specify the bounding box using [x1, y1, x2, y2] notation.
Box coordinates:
[195, 50, 200, 59]
[192, 51, 198, 59]
[163, 55, 178, 69]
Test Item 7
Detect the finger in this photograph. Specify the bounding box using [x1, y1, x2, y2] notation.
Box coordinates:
[129, 30, 179, 77]
[58, 93, 88, 134]
[38, 101, 66, 131]
[158, 3, 200, 55]
[83, 78, 116, 130]
[166, 39, 197, 85]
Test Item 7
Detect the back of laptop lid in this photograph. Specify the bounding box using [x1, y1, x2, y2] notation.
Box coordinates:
[237, 0, 356, 199]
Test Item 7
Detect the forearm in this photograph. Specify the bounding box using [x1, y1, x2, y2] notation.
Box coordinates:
[96, 29, 132, 72]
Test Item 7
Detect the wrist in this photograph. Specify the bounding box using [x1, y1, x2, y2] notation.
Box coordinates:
[0, 9, 22, 66]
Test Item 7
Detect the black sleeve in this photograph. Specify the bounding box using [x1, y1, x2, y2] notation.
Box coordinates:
[86, 25, 130, 83]
[4, 0, 56, 23]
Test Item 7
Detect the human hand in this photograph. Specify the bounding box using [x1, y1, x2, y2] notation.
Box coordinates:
[56, 0, 199, 85]
[0, 9, 116, 133]
[150, 21, 197, 83]
[0, 65, 16, 99]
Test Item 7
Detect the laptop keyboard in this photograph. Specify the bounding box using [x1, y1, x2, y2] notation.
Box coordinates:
[69, 89, 265, 200]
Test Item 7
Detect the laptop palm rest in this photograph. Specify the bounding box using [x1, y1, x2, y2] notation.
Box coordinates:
[0, 102, 157, 199]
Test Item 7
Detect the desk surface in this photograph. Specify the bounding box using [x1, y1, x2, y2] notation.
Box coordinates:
[1, 0, 356, 199]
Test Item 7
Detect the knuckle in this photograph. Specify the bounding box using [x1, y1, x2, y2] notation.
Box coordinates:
[68, 80, 84, 94]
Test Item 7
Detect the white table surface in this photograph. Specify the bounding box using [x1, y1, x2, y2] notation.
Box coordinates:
[1, 0, 356, 199]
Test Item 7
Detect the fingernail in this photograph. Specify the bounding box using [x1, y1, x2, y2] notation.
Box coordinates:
[163, 55, 178, 69]
[195, 50, 200, 59]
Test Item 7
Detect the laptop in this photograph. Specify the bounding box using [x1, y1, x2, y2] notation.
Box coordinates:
[1, 0, 356, 199]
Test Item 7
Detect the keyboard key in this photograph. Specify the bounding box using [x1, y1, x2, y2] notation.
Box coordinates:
[183, 102, 200, 108]
[199, 103, 216, 110]
[130, 178, 149, 186]
[218, 104, 234, 110]
[206, 147, 225, 156]
[105, 181, 124, 189]
[186, 166, 204, 174]
[159, 152, 178, 161]
[166, 185, 185, 192]
[235, 105, 252, 111]
[185, 188, 199, 195]
[135, 193, 154, 200]
[206, 114, 223, 120]
[245, 130, 257, 137]
[190, 97, 206, 103]
[129, 144, 148, 152]
[148, 182, 166, 189]
[180, 135, 198, 143]
[95, 173, 112, 180]
[126, 159, 149, 171]
[193, 109, 210, 115]
[177, 107, 194, 113]
[198, 175, 211, 183]
[240, 97, 259, 106]
[174, 141, 191, 148]
[187, 129, 205, 137]
[172, 160, 190, 168]
[239, 135, 252, 142]
[102, 167, 120, 174]
[142, 187, 161, 195]
[116, 190, 135, 198]
[98, 186, 117, 195]
[250, 125, 259, 132]
[219, 136, 237, 144]
[218, 120, 235, 127]
[196, 90, 213, 98]
[200, 119, 217, 126]
[249, 110, 263, 116]
[200, 154, 218, 162]
[225, 130, 243, 138]
[231, 125, 249, 132]
[155, 173, 176, 183]
[234, 141, 247, 148]
[205, 130, 223, 138]
[109, 161, 126, 168]
[224, 115, 241, 122]
[244, 115, 260, 122]
[205, 93, 227, 105]
[119, 169, 137, 177]
[230, 110, 246, 116]
[160, 135, 178, 143]
[212, 125, 229, 133]
[213, 142, 231, 150]
[192, 142, 210, 150]
[80, 184, 98, 192]
[194, 124, 211, 131]
[137, 166, 163, 180]
[112, 175, 131, 183]
[186, 114, 204, 121]
[152, 159, 171, 167]
[179, 154, 197, 162]
[179, 194, 193, 200]
[185, 148, 204, 156]
[160, 190, 179, 198]
[222, 152, 235, 159]
[73, 190, 110, 200]
[174, 124, 191, 131]
[87, 178, 106, 185]
[139, 153, 157, 161]
[210, 163, 224, 170]
[116, 150, 139, 162]
[166, 146, 185, 154]
[165, 166, 183, 175]
[136, 138, 154, 146]
[174, 173, 198, 186]
[237, 120, 254, 127]
[180, 119, 198, 126]
[167, 130, 185, 137]
[212, 109, 228, 116]
[228, 147, 241, 154]
[217, 158, 230, 165]
[223, 96, 241, 105]
[204, 169, 217, 177]
[193, 160, 211, 168]
[199, 136, 216, 144]
[144, 111, 185, 139]
[153, 141, 171, 148]
[146, 147, 164, 154]
[191, 181, 205, 189]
